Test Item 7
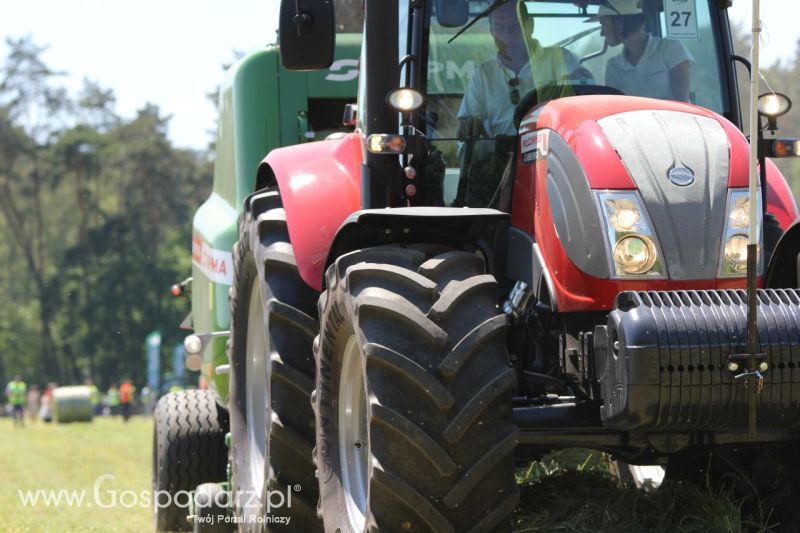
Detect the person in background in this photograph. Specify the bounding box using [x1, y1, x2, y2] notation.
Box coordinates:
[5, 375, 27, 427]
[26, 384, 40, 423]
[119, 378, 136, 422]
[590, 0, 694, 102]
[39, 382, 56, 422]
[86, 379, 100, 415]
[107, 383, 120, 416]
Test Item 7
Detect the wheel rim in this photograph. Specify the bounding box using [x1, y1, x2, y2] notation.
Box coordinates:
[245, 279, 269, 496]
[339, 335, 369, 532]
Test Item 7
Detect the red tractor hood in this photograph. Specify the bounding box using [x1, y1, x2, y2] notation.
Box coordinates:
[522, 95, 750, 190]
[510, 94, 799, 311]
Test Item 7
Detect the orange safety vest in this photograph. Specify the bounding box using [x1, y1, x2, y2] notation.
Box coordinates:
[119, 383, 135, 404]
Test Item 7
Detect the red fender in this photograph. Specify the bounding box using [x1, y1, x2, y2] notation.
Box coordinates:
[260, 133, 363, 290]
[765, 158, 799, 229]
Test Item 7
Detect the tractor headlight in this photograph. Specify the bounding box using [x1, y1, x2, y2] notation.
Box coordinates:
[723, 234, 749, 273]
[718, 190, 762, 277]
[386, 88, 425, 113]
[596, 192, 665, 278]
[613, 235, 658, 275]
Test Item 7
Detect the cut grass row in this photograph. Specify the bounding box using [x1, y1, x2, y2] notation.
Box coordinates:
[513, 448, 774, 532]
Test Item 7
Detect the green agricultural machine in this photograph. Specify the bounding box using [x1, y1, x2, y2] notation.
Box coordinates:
[151, 26, 361, 532]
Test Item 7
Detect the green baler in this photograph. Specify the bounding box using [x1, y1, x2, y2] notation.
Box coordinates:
[191, 36, 360, 399]
[152, 34, 360, 532]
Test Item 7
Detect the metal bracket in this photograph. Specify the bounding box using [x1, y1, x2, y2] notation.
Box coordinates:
[184, 330, 230, 372]
[726, 353, 768, 375]
[728, 352, 768, 436]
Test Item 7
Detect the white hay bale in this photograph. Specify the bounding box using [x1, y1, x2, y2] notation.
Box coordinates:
[52, 386, 94, 423]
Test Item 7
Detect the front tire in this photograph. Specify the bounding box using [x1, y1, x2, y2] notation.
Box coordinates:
[153, 390, 229, 532]
[227, 189, 321, 531]
[315, 246, 519, 532]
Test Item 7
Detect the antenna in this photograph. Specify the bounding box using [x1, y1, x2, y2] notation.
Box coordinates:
[745, 0, 762, 437]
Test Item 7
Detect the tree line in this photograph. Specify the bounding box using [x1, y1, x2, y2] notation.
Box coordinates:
[0, 37, 211, 390]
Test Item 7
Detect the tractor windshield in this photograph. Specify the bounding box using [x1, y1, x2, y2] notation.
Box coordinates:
[418, 0, 728, 208]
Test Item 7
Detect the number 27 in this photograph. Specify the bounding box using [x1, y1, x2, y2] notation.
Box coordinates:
[670, 11, 691, 26]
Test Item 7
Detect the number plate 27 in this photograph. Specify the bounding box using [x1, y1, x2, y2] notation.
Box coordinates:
[665, 0, 698, 39]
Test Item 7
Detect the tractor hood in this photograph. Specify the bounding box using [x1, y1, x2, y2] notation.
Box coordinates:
[528, 94, 750, 191]
[524, 95, 755, 283]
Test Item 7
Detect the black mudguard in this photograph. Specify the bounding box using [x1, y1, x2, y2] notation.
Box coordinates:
[323, 207, 510, 283]
[765, 218, 800, 289]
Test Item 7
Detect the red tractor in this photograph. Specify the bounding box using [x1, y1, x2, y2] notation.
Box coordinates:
[226, 0, 800, 530]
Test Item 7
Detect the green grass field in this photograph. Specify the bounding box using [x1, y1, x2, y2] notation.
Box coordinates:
[0, 416, 152, 533]
[0, 416, 773, 532]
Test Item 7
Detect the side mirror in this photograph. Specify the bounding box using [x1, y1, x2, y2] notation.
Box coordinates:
[436, 0, 468, 27]
[279, 0, 335, 70]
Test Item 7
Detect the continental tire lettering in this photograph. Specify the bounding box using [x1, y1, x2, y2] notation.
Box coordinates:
[318, 300, 347, 485]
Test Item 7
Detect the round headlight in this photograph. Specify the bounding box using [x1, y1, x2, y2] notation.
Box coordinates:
[605, 198, 641, 232]
[185, 353, 204, 372]
[613, 235, 657, 275]
[387, 88, 424, 113]
[184, 334, 204, 355]
[614, 208, 640, 231]
[730, 204, 749, 229]
[757, 93, 792, 118]
[724, 234, 749, 272]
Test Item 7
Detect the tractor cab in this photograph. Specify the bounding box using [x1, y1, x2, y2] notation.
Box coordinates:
[316, 0, 759, 211]
[408, 0, 738, 208]
[279, 0, 797, 214]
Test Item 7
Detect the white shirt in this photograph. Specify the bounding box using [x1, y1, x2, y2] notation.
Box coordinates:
[605, 35, 695, 101]
[458, 40, 583, 137]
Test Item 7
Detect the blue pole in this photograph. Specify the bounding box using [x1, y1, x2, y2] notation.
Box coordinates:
[146, 331, 161, 394]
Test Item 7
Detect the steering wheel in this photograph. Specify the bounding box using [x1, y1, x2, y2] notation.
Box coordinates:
[513, 84, 626, 129]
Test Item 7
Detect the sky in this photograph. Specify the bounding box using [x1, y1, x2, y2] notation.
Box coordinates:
[1, 0, 797, 150]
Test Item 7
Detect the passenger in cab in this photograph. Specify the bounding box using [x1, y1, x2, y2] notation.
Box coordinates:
[591, 0, 694, 102]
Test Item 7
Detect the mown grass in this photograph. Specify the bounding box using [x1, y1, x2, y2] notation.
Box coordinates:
[513, 448, 774, 532]
[0, 416, 152, 532]
[0, 417, 777, 532]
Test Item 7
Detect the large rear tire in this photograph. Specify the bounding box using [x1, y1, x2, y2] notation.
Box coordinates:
[314, 246, 519, 533]
[153, 390, 229, 532]
[227, 189, 321, 531]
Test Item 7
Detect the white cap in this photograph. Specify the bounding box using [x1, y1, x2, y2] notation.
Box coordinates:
[585, 0, 643, 21]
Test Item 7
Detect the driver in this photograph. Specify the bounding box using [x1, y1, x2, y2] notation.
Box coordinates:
[458, 0, 591, 139]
